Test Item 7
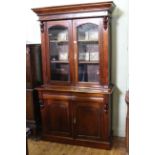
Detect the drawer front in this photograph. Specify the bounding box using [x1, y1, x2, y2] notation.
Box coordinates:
[42, 93, 71, 101]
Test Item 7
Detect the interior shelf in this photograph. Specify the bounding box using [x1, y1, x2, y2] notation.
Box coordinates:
[50, 40, 68, 43]
[79, 60, 99, 63]
[51, 60, 69, 63]
[78, 40, 98, 43]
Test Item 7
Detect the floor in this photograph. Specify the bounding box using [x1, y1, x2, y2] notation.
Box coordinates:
[28, 137, 126, 155]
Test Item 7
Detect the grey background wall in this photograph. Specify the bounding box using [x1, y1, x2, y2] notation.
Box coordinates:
[26, 0, 128, 137]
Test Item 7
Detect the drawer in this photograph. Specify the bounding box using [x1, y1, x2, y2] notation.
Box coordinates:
[42, 93, 72, 102]
[72, 95, 104, 103]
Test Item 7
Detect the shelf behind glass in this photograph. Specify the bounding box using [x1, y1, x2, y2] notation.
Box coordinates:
[78, 64, 99, 82]
[78, 40, 98, 43]
[79, 61, 99, 64]
[50, 40, 68, 43]
[50, 63, 70, 81]
[51, 60, 69, 63]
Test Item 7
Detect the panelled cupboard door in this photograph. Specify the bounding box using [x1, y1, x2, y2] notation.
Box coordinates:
[72, 97, 104, 140]
[46, 20, 74, 83]
[73, 18, 103, 85]
[40, 96, 72, 137]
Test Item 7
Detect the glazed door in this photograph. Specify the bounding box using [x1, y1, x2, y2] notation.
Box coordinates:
[46, 20, 74, 84]
[72, 96, 104, 140]
[73, 18, 103, 84]
[40, 94, 72, 137]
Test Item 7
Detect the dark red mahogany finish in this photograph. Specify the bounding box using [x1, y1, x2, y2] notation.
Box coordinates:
[32, 1, 115, 149]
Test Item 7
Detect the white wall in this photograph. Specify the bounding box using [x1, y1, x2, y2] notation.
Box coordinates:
[26, 0, 128, 137]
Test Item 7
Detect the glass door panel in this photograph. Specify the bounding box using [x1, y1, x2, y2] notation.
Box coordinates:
[77, 23, 99, 82]
[48, 26, 70, 81]
[78, 64, 99, 82]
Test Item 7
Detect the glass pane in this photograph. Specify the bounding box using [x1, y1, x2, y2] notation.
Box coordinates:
[78, 64, 99, 82]
[78, 43, 99, 61]
[77, 23, 99, 82]
[50, 63, 69, 81]
[78, 23, 98, 41]
[48, 26, 70, 81]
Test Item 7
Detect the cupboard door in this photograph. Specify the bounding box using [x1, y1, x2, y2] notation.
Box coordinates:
[73, 97, 103, 140]
[46, 21, 74, 83]
[41, 94, 72, 137]
[73, 18, 103, 84]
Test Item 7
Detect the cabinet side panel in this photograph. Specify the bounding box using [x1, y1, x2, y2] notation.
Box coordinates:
[26, 90, 34, 121]
[103, 94, 112, 141]
[30, 45, 43, 87]
[26, 46, 33, 88]
[26, 44, 42, 88]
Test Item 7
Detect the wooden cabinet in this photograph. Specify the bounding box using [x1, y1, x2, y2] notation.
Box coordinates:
[32, 1, 115, 149]
[26, 44, 42, 135]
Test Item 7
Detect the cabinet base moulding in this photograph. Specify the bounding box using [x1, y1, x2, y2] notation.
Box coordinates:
[42, 134, 112, 149]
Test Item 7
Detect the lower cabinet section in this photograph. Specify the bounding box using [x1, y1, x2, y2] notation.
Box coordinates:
[38, 90, 112, 149]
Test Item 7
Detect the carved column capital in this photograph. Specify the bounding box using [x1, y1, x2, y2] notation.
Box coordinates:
[103, 16, 110, 30]
[40, 21, 44, 33]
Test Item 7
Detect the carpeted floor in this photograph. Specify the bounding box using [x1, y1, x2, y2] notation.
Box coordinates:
[28, 137, 126, 155]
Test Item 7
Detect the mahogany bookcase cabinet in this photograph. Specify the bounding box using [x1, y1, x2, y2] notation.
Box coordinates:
[32, 1, 115, 149]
